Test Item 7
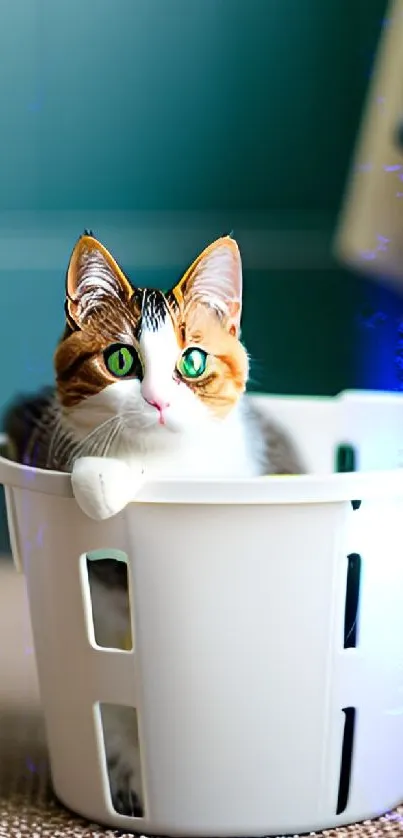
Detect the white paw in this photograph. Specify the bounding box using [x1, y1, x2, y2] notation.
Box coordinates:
[71, 457, 144, 520]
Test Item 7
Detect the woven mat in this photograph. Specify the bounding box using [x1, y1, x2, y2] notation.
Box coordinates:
[1, 559, 403, 838]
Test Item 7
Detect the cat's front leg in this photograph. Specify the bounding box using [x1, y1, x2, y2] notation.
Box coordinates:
[100, 704, 144, 817]
[71, 456, 144, 520]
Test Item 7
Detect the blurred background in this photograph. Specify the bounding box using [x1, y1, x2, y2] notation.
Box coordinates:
[0, 0, 398, 545]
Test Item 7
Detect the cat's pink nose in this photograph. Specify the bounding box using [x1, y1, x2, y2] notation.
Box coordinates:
[142, 386, 170, 423]
[145, 396, 170, 412]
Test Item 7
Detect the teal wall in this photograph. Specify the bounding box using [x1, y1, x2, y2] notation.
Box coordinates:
[0, 0, 386, 213]
[0, 0, 391, 412]
[0, 0, 396, 550]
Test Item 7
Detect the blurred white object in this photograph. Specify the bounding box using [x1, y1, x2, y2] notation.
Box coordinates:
[2, 390, 403, 835]
[335, 0, 403, 284]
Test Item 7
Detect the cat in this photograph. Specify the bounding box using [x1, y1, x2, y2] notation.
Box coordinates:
[4, 231, 304, 817]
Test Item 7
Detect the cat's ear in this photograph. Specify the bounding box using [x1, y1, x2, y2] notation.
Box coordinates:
[66, 233, 133, 328]
[170, 236, 243, 335]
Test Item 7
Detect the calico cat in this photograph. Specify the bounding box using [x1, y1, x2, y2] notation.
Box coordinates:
[4, 232, 303, 817]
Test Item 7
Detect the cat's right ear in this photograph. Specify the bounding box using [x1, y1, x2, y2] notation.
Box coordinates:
[170, 236, 243, 335]
[66, 234, 133, 329]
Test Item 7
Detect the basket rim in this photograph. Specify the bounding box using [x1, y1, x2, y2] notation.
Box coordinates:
[0, 452, 403, 505]
[2, 390, 403, 505]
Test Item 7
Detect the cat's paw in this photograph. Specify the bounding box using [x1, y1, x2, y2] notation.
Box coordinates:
[113, 782, 143, 818]
[71, 457, 144, 520]
[101, 704, 144, 817]
[107, 736, 144, 816]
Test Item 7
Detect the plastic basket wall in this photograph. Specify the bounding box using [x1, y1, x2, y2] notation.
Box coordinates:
[1, 391, 403, 836]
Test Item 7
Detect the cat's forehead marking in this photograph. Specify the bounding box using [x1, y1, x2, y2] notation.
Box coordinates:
[140, 289, 169, 333]
[139, 291, 179, 399]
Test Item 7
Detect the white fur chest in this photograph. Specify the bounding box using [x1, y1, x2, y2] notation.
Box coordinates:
[69, 398, 266, 521]
[124, 404, 261, 481]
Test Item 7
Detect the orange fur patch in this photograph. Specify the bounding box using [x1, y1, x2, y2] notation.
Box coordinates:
[169, 302, 248, 417]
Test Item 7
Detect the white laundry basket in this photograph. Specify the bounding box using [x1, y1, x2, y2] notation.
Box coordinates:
[2, 390, 403, 836]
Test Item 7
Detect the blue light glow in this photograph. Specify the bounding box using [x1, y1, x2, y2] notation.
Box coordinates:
[352, 274, 403, 391]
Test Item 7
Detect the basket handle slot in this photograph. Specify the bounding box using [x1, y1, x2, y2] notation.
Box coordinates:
[336, 707, 356, 815]
[83, 549, 133, 651]
[344, 553, 362, 649]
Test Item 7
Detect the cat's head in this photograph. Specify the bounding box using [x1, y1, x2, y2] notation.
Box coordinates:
[55, 233, 248, 445]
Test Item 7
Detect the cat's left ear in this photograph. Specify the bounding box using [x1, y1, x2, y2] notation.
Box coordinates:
[66, 233, 133, 328]
[170, 236, 243, 335]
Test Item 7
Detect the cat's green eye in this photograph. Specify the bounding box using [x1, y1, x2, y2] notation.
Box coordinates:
[178, 347, 208, 379]
[104, 344, 141, 379]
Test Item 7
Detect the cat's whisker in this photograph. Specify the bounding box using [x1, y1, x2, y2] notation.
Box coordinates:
[101, 420, 123, 457]
[80, 415, 120, 439]
[85, 420, 121, 457]
[121, 407, 149, 418]
[121, 413, 158, 430]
